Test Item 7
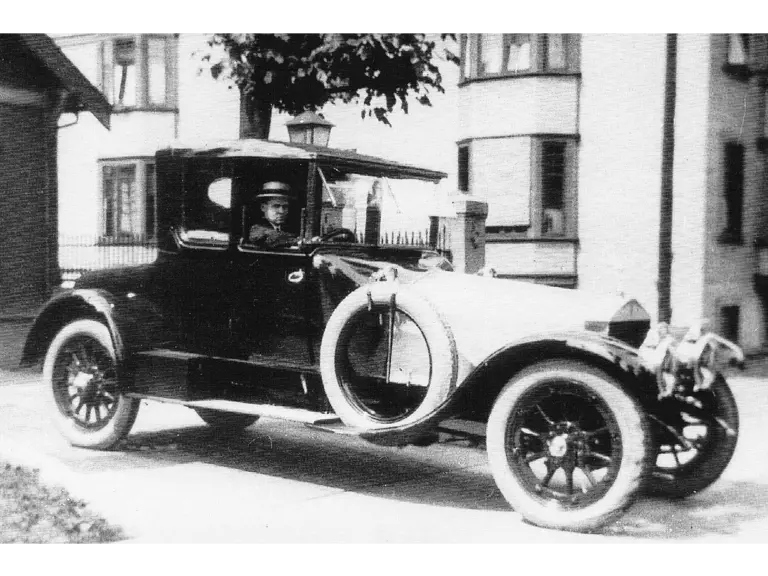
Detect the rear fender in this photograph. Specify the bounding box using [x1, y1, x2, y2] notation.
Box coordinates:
[20, 289, 163, 369]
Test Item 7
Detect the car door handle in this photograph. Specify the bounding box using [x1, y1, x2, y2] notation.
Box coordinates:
[287, 270, 305, 284]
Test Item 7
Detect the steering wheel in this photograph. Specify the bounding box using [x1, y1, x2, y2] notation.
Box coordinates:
[320, 228, 357, 243]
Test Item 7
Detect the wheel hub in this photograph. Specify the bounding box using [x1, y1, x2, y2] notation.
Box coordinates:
[71, 371, 94, 389]
[548, 434, 570, 458]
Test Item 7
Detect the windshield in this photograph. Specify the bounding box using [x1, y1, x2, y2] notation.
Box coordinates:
[318, 167, 442, 242]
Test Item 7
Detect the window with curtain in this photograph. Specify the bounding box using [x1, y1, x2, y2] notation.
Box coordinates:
[541, 141, 567, 236]
[461, 34, 578, 80]
[113, 39, 136, 107]
[101, 161, 157, 241]
[102, 35, 175, 109]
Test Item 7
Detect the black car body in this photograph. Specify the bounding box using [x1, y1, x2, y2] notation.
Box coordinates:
[22, 139, 744, 533]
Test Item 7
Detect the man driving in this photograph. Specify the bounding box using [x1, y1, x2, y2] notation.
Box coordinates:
[248, 181, 297, 248]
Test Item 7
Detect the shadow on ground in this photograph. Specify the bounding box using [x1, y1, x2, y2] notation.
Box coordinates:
[607, 481, 768, 539]
[105, 424, 510, 512]
[60, 421, 768, 537]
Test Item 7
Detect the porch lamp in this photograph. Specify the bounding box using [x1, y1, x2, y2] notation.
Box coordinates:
[286, 112, 335, 147]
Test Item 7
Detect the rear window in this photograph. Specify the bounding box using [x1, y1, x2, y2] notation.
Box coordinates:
[179, 171, 232, 247]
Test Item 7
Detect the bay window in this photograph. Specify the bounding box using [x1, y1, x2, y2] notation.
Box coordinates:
[468, 136, 577, 237]
[461, 34, 579, 81]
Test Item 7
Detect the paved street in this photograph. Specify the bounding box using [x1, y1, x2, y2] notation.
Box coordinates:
[1, 361, 768, 543]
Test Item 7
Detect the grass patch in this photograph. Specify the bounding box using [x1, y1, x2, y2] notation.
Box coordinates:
[0, 462, 124, 543]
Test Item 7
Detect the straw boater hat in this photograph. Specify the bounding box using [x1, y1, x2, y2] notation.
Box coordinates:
[256, 181, 295, 201]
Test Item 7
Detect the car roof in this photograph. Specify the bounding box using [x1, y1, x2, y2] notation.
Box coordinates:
[157, 139, 447, 182]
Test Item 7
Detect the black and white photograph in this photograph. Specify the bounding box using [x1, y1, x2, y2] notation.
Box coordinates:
[1, 6, 767, 558]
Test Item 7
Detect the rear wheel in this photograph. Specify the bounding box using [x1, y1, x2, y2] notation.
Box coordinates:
[44, 320, 139, 450]
[646, 377, 738, 498]
[487, 360, 651, 532]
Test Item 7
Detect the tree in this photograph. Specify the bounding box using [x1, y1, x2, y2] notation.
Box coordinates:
[202, 34, 459, 139]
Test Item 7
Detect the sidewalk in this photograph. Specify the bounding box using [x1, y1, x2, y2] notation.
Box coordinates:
[1, 361, 767, 542]
[0, 370, 549, 543]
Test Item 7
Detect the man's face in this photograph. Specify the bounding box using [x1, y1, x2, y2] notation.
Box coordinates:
[261, 198, 290, 227]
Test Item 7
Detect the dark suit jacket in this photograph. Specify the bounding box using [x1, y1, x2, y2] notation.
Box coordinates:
[248, 222, 296, 248]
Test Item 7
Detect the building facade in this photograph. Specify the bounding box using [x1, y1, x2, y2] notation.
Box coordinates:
[53, 34, 459, 258]
[458, 33, 768, 352]
[52, 33, 768, 353]
[0, 34, 109, 316]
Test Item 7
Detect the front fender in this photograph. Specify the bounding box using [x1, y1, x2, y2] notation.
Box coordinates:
[451, 331, 658, 417]
[360, 331, 658, 446]
[20, 289, 164, 368]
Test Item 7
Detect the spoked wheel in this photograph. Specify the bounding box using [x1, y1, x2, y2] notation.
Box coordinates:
[487, 360, 651, 532]
[194, 409, 259, 432]
[646, 377, 738, 498]
[43, 320, 139, 450]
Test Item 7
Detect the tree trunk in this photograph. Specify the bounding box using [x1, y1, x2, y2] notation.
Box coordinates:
[239, 89, 272, 139]
[657, 34, 677, 324]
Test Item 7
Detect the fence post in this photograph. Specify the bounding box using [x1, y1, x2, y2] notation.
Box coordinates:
[450, 198, 488, 274]
[428, 216, 439, 249]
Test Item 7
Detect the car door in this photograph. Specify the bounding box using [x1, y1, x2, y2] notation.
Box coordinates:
[226, 246, 317, 368]
[148, 242, 236, 355]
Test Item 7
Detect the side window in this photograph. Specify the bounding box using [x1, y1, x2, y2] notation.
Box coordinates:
[458, 145, 470, 193]
[719, 142, 744, 244]
[179, 176, 232, 246]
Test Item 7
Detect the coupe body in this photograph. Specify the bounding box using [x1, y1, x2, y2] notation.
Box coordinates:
[22, 139, 743, 533]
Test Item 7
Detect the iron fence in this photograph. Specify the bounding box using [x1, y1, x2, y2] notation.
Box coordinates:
[59, 235, 158, 281]
[59, 220, 452, 282]
[373, 222, 452, 261]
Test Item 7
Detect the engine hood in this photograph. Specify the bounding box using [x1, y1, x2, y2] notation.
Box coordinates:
[312, 251, 650, 384]
[407, 270, 649, 368]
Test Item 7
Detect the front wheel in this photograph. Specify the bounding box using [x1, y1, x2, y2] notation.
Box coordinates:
[486, 360, 651, 532]
[44, 320, 139, 450]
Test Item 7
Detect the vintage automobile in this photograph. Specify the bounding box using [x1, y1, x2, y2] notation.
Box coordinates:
[22, 139, 744, 533]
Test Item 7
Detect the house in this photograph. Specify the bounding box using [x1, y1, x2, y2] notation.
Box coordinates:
[52, 33, 768, 353]
[52, 33, 459, 274]
[0, 34, 110, 316]
[457, 33, 768, 353]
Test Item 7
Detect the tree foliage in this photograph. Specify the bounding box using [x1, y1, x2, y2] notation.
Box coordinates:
[202, 34, 459, 138]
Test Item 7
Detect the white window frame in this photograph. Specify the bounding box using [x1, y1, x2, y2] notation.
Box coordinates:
[461, 34, 579, 81]
[99, 34, 178, 110]
[99, 158, 156, 242]
[530, 137, 578, 239]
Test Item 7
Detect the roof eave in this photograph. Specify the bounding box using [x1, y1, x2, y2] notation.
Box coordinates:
[18, 34, 111, 129]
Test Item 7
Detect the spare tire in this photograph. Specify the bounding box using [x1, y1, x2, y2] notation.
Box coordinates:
[320, 283, 457, 430]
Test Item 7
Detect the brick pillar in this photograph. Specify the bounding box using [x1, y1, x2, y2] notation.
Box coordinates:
[450, 198, 488, 274]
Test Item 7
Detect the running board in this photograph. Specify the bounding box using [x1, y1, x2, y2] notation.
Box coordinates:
[126, 394, 341, 426]
[135, 348, 320, 374]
